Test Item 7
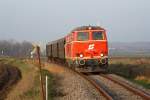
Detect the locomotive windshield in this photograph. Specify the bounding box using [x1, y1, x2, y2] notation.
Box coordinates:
[77, 32, 89, 41]
[92, 31, 104, 40]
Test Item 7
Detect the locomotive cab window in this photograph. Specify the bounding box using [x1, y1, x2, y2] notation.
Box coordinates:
[92, 31, 104, 40]
[77, 32, 89, 41]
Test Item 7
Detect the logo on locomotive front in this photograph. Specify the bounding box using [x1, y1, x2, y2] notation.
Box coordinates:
[88, 44, 95, 50]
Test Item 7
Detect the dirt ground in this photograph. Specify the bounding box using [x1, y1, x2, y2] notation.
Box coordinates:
[6, 62, 40, 100]
[0, 58, 41, 100]
[0, 64, 21, 100]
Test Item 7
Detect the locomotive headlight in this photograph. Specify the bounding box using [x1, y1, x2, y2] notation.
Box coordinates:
[80, 54, 83, 58]
[88, 27, 92, 30]
[100, 53, 104, 57]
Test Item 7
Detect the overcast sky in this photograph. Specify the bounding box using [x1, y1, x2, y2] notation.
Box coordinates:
[0, 0, 150, 45]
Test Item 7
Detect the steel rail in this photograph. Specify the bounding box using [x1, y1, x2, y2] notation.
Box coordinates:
[71, 70, 113, 100]
[100, 74, 150, 100]
[45, 61, 113, 100]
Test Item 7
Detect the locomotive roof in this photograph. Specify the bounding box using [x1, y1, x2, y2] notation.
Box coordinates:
[71, 26, 104, 32]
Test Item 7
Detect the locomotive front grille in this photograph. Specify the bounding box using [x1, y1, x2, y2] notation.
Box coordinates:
[85, 59, 99, 66]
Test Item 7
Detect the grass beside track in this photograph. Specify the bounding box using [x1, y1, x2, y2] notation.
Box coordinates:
[129, 78, 150, 89]
[42, 69, 55, 100]
[0, 57, 50, 100]
[0, 57, 55, 100]
[108, 57, 150, 89]
[0, 57, 39, 100]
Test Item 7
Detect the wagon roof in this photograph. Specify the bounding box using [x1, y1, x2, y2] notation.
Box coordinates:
[71, 26, 105, 32]
[47, 37, 65, 45]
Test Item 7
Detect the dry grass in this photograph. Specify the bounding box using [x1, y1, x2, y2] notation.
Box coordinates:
[0, 58, 56, 100]
[0, 58, 41, 100]
[0, 64, 5, 74]
[44, 62, 65, 74]
[110, 57, 150, 65]
[6, 66, 39, 100]
[108, 57, 150, 88]
[0, 61, 21, 99]
[109, 57, 150, 77]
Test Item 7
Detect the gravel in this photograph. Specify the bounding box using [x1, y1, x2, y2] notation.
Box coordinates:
[90, 75, 143, 100]
[45, 63, 106, 100]
[109, 74, 150, 95]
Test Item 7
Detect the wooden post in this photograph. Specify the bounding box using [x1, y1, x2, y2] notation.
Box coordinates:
[46, 75, 48, 100]
[36, 46, 45, 100]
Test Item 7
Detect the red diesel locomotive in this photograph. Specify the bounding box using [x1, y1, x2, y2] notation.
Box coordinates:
[46, 26, 108, 72]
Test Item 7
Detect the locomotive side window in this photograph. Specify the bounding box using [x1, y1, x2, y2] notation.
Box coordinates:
[92, 31, 104, 40]
[77, 32, 89, 41]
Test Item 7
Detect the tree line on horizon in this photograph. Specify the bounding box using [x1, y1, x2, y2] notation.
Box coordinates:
[0, 40, 33, 58]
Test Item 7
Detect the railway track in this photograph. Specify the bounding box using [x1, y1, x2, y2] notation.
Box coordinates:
[75, 72, 114, 100]
[45, 62, 150, 100]
[69, 68, 150, 100]
[100, 74, 150, 100]
[89, 74, 150, 100]
[67, 68, 113, 100]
